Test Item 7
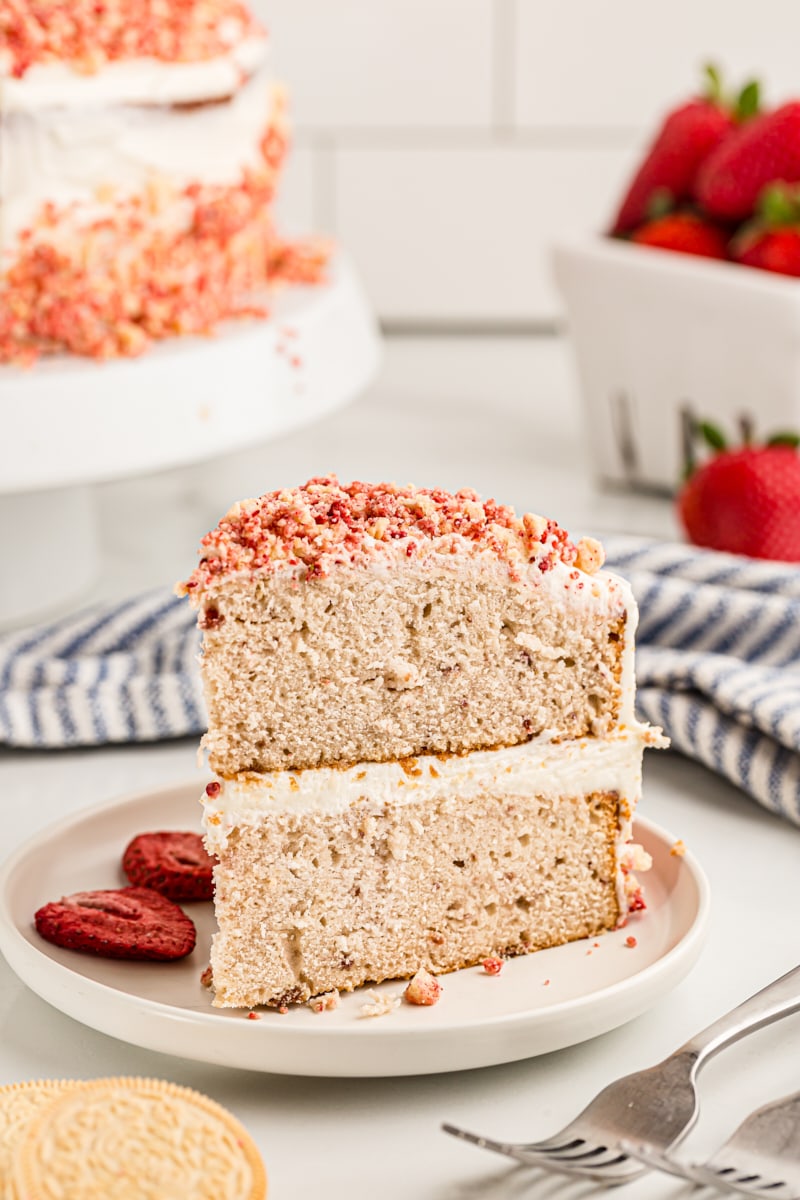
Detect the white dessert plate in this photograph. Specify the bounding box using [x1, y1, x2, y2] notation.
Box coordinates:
[0, 782, 709, 1078]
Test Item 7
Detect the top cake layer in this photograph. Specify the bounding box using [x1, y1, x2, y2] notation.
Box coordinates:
[0, 0, 267, 108]
[183, 479, 634, 776]
[181, 475, 606, 597]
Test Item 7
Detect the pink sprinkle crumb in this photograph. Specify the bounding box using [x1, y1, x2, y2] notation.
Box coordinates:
[247, 1011, 261, 1020]
[179, 479, 585, 594]
[205, 781, 221, 798]
[625, 936, 638, 949]
[482, 957, 503, 976]
[543, 979, 551, 986]
[404, 968, 442, 1006]
[278, 1005, 289, 1015]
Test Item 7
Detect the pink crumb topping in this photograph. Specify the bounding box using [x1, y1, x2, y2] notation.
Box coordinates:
[1, 0, 264, 79]
[179, 476, 605, 594]
[482, 957, 504, 976]
[404, 968, 442, 1006]
[0, 96, 330, 366]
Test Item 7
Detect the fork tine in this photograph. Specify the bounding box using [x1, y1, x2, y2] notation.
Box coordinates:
[624, 1144, 800, 1200]
[442, 1124, 643, 1181]
[689, 1162, 800, 1199]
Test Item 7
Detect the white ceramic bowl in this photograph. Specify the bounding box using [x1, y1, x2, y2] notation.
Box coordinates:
[552, 235, 800, 493]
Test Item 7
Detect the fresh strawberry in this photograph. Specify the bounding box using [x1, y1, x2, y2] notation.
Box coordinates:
[630, 211, 728, 259]
[698, 101, 800, 221]
[611, 66, 758, 235]
[678, 417, 800, 560]
[732, 183, 800, 275]
[122, 831, 215, 902]
[35, 887, 197, 961]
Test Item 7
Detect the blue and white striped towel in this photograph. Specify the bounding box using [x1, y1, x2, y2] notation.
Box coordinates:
[1, 537, 798, 824]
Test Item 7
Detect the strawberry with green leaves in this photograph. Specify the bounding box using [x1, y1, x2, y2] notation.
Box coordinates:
[698, 101, 800, 221]
[630, 210, 728, 259]
[611, 65, 759, 235]
[732, 183, 800, 276]
[678, 416, 800, 561]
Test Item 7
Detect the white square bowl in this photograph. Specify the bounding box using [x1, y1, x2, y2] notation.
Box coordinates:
[552, 235, 800, 493]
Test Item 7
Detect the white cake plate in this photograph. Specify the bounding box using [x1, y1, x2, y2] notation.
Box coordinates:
[0, 781, 710, 1078]
[0, 251, 380, 627]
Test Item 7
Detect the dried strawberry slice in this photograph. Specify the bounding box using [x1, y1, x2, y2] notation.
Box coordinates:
[122, 831, 215, 902]
[35, 887, 196, 961]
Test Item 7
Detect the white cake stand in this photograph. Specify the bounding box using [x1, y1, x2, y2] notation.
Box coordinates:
[1, 252, 381, 628]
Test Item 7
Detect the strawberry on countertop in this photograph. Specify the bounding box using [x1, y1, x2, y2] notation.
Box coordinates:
[630, 210, 729, 259]
[611, 65, 759, 235]
[678, 416, 800, 561]
[732, 183, 800, 276]
[698, 101, 800, 221]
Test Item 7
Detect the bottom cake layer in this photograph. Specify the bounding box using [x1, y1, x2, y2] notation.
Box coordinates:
[203, 732, 654, 1008]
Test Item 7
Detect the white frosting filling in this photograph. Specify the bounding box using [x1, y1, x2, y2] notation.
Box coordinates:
[204, 727, 649, 833]
[0, 34, 268, 110]
[203, 728, 656, 919]
[0, 67, 277, 256]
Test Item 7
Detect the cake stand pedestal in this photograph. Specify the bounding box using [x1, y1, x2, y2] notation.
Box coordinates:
[0, 252, 380, 629]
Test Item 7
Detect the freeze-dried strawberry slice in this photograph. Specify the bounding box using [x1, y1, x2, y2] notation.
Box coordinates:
[122, 831, 215, 902]
[34, 887, 196, 961]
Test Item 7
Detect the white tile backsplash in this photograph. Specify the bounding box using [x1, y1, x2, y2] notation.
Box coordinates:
[514, 0, 800, 131]
[264, 0, 494, 130]
[252, 0, 800, 324]
[334, 144, 638, 322]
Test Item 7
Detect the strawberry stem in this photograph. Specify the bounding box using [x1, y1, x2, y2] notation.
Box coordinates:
[681, 406, 697, 479]
[703, 63, 724, 105]
[739, 415, 755, 445]
[735, 79, 760, 122]
[699, 421, 727, 452]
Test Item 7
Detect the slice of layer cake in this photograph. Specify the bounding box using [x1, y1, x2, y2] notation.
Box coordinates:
[0, 1, 327, 364]
[180, 477, 663, 1008]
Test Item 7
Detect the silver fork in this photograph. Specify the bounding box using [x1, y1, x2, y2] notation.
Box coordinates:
[443, 963, 800, 1185]
[624, 1092, 800, 1198]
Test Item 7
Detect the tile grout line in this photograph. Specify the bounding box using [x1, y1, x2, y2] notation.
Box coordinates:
[491, 0, 516, 132]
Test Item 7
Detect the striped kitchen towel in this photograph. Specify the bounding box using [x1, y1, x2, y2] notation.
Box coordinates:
[0, 537, 798, 824]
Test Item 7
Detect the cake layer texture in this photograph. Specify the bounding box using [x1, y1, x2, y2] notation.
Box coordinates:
[183, 478, 629, 774]
[204, 732, 654, 1008]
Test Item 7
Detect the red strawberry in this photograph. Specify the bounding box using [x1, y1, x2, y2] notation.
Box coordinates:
[732, 183, 800, 276]
[35, 887, 197, 961]
[122, 831, 215, 902]
[678, 417, 800, 560]
[698, 102, 800, 221]
[630, 211, 728, 259]
[611, 66, 758, 235]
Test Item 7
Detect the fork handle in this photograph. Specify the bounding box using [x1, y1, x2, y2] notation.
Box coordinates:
[680, 963, 800, 1067]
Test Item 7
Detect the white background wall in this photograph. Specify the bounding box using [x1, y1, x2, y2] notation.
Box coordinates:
[262, 0, 800, 327]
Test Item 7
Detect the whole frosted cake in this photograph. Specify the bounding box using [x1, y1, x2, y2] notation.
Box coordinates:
[180, 476, 663, 1008]
[0, 1, 326, 364]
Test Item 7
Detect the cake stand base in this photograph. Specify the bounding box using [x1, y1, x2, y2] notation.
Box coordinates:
[0, 252, 380, 629]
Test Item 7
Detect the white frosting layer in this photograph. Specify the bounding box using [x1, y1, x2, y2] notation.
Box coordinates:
[203, 728, 660, 919]
[203, 728, 651, 848]
[0, 68, 277, 256]
[0, 34, 268, 110]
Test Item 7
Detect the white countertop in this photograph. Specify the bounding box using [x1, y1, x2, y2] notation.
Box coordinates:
[2, 334, 800, 1199]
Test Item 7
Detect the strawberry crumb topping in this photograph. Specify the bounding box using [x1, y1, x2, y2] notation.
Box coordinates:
[0, 96, 330, 366]
[625, 935, 638, 949]
[1, 0, 264, 79]
[482, 957, 503, 976]
[404, 968, 442, 1006]
[180, 477, 606, 594]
